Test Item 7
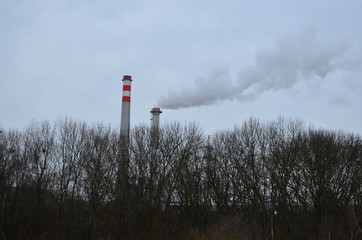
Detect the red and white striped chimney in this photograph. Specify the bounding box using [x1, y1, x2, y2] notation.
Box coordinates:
[120, 75, 132, 137]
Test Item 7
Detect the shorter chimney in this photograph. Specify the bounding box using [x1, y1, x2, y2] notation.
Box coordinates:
[150, 107, 162, 129]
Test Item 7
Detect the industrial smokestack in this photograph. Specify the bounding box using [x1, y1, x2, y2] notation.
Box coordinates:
[150, 107, 162, 129]
[120, 75, 132, 137]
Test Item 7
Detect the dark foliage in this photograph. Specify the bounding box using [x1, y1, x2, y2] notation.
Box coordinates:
[0, 117, 361, 239]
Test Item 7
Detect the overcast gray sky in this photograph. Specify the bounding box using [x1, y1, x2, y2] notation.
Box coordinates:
[1, 0, 362, 135]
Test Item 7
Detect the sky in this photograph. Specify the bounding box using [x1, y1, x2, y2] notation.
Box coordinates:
[1, 0, 362, 135]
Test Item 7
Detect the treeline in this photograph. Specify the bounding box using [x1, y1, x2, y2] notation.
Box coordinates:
[0, 118, 362, 240]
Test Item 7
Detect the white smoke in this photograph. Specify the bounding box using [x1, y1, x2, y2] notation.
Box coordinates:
[158, 29, 362, 109]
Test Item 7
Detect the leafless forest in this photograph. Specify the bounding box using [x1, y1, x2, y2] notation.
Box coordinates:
[1, 118, 362, 240]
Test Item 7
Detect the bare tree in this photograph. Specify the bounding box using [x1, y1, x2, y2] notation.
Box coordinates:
[50, 118, 88, 239]
[265, 118, 305, 239]
[0, 128, 24, 238]
[80, 123, 115, 239]
[293, 129, 361, 238]
[20, 121, 56, 236]
[172, 123, 205, 224]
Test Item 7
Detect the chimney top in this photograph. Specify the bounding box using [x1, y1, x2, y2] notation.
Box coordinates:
[150, 107, 162, 113]
[122, 75, 132, 81]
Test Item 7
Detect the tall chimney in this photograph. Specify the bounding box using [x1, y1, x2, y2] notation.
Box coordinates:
[150, 107, 162, 129]
[120, 75, 132, 137]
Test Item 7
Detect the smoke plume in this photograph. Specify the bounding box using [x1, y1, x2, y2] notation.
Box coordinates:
[158, 29, 361, 110]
